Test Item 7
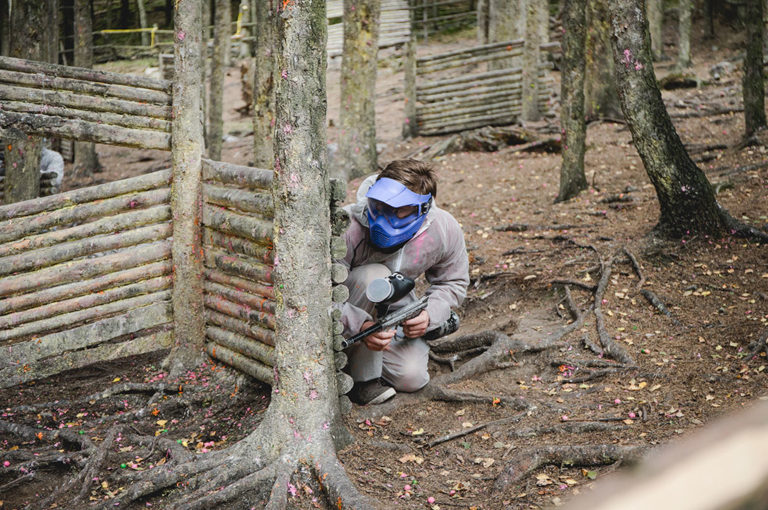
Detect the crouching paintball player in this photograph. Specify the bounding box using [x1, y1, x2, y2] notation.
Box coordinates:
[337, 159, 469, 405]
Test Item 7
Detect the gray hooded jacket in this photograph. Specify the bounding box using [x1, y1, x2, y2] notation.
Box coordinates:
[338, 175, 470, 338]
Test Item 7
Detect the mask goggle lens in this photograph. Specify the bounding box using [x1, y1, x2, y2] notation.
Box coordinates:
[368, 199, 421, 228]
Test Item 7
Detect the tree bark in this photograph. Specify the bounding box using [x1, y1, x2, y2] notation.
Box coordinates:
[252, 0, 275, 169]
[74, 0, 102, 177]
[585, 0, 621, 118]
[743, 0, 766, 137]
[168, 0, 206, 369]
[45, 0, 60, 64]
[489, 0, 523, 42]
[477, 0, 490, 43]
[522, 0, 546, 121]
[207, 0, 230, 160]
[0, 0, 9, 57]
[137, 0, 149, 46]
[337, 0, 381, 180]
[557, 0, 588, 203]
[676, 0, 692, 69]
[647, 0, 664, 60]
[3, 0, 45, 204]
[607, 0, 727, 238]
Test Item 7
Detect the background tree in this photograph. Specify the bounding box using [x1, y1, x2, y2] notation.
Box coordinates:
[0, 0, 8, 56]
[477, 0, 490, 43]
[45, 0, 60, 64]
[3, 0, 45, 203]
[337, 0, 382, 180]
[585, 0, 622, 119]
[606, 0, 755, 238]
[119, 0, 131, 27]
[252, 0, 275, 169]
[676, 0, 692, 69]
[73, 0, 102, 176]
[207, 0, 231, 160]
[557, 0, 588, 203]
[137, 0, 149, 47]
[647, 0, 664, 60]
[488, 0, 523, 42]
[522, 0, 547, 122]
[742, 0, 766, 138]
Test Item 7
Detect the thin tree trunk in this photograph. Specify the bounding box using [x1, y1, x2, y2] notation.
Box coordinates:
[477, 0, 490, 43]
[743, 0, 766, 137]
[168, 0, 206, 370]
[252, 0, 275, 169]
[607, 0, 727, 238]
[676, 0, 692, 69]
[489, 0, 524, 42]
[0, 0, 8, 56]
[522, 0, 546, 121]
[74, 0, 101, 177]
[207, 0, 230, 160]
[137, 0, 149, 46]
[585, 0, 621, 118]
[4, 0, 45, 204]
[119, 0, 131, 27]
[557, 0, 588, 203]
[337, 0, 381, 180]
[46, 0, 60, 64]
[647, 0, 664, 60]
[200, 0, 211, 146]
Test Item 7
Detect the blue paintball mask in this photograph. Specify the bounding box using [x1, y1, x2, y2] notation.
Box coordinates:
[365, 177, 432, 250]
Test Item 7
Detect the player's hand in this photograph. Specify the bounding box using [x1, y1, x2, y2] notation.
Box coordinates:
[402, 310, 429, 338]
[361, 321, 395, 351]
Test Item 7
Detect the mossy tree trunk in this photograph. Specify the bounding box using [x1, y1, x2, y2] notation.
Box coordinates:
[337, 0, 381, 180]
[74, 0, 102, 177]
[3, 0, 45, 204]
[45, 0, 60, 64]
[252, 0, 275, 169]
[607, 0, 728, 238]
[557, 0, 588, 203]
[137, 0, 149, 46]
[207, 0, 230, 160]
[168, 0, 206, 372]
[743, 0, 766, 138]
[647, 0, 664, 60]
[522, 0, 546, 122]
[585, 0, 621, 119]
[676, 0, 692, 69]
[489, 0, 523, 42]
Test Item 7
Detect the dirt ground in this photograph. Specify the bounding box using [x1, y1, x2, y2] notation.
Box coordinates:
[2, 19, 768, 510]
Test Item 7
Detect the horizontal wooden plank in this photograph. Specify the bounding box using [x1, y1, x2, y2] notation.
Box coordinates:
[202, 205, 273, 244]
[203, 183, 273, 216]
[206, 325, 275, 366]
[206, 342, 272, 385]
[202, 159, 273, 189]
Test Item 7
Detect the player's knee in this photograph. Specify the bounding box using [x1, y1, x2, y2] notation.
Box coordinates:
[389, 361, 429, 393]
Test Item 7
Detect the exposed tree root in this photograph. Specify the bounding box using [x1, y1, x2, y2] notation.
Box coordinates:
[427, 411, 530, 448]
[493, 444, 644, 491]
[507, 421, 628, 438]
[593, 256, 635, 365]
[747, 329, 768, 360]
[640, 289, 683, 326]
[720, 208, 768, 242]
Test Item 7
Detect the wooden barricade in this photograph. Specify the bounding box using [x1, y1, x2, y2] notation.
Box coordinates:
[326, 0, 412, 58]
[0, 172, 61, 203]
[0, 170, 174, 388]
[0, 56, 172, 150]
[404, 39, 559, 136]
[200, 159, 277, 385]
[410, 0, 477, 41]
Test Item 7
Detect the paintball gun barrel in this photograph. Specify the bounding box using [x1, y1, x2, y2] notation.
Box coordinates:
[340, 295, 429, 349]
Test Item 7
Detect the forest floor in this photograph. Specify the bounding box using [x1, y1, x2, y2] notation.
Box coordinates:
[2, 21, 767, 510]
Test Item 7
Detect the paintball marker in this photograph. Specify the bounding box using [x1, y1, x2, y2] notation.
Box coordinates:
[340, 272, 428, 349]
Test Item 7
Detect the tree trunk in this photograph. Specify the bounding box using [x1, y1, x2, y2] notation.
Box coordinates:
[0, 0, 8, 56]
[489, 0, 524, 42]
[477, 0, 490, 43]
[743, 0, 766, 137]
[252, 0, 275, 169]
[607, 0, 727, 238]
[119, 0, 131, 27]
[522, 0, 546, 121]
[200, 0, 211, 144]
[45, 0, 60, 64]
[136, 0, 149, 46]
[207, 0, 230, 160]
[168, 0, 206, 371]
[557, 0, 588, 203]
[676, 0, 692, 69]
[647, 0, 664, 60]
[585, 0, 621, 118]
[3, 0, 45, 204]
[73, 0, 102, 177]
[165, 0, 173, 26]
[337, 0, 381, 180]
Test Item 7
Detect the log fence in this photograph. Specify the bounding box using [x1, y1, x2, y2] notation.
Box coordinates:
[0, 56, 172, 151]
[404, 39, 559, 136]
[409, 0, 477, 41]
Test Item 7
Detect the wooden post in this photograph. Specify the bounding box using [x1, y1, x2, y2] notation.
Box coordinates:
[170, 0, 206, 362]
[522, 0, 544, 121]
[402, 38, 417, 139]
[74, 0, 102, 176]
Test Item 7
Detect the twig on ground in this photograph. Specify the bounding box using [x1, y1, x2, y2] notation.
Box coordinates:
[427, 411, 529, 448]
